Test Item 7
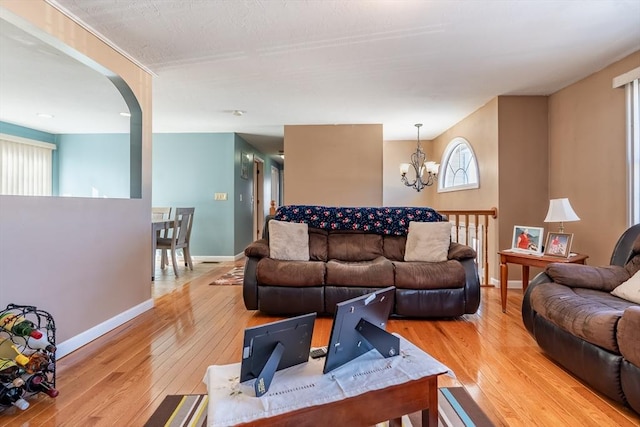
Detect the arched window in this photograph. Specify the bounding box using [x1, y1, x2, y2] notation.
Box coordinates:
[438, 137, 479, 192]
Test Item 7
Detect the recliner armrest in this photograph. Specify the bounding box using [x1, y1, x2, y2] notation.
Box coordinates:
[545, 263, 630, 292]
[244, 239, 270, 259]
[447, 242, 476, 261]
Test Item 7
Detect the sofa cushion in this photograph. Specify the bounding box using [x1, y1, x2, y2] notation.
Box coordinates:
[618, 306, 640, 367]
[392, 260, 466, 290]
[545, 263, 630, 292]
[325, 256, 394, 287]
[404, 221, 451, 262]
[383, 235, 406, 261]
[268, 220, 309, 261]
[530, 282, 636, 353]
[611, 269, 640, 304]
[327, 232, 383, 261]
[244, 239, 269, 258]
[309, 228, 328, 262]
[447, 242, 477, 261]
[256, 258, 325, 287]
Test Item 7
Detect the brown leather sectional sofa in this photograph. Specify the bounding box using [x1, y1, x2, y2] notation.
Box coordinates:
[243, 214, 481, 318]
[522, 224, 640, 414]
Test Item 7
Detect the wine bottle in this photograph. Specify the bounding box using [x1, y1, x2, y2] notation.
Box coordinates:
[0, 313, 43, 339]
[22, 351, 53, 374]
[0, 383, 29, 410]
[23, 372, 59, 398]
[0, 338, 29, 366]
[12, 329, 56, 354]
[0, 359, 25, 387]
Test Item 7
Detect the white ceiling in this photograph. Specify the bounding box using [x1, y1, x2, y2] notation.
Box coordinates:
[4, 1, 640, 160]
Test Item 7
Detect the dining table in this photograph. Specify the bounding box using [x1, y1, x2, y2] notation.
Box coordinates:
[152, 219, 174, 281]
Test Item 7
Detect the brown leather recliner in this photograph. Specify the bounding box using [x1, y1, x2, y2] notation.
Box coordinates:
[522, 224, 640, 414]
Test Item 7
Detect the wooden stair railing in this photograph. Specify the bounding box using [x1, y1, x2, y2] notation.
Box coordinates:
[438, 208, 498, 287]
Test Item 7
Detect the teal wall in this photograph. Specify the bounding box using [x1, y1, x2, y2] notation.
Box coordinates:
[235, 135, 257, 255]
[153, 133, 282, 258]
[0, 122, 130, 198]
[56, 133, 129, 198]
[0, 121, 56, 143]
[233, 134, 282, 254]
[153, 133, 236, 257]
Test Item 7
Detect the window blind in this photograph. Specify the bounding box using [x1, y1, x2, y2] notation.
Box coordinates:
[0, 136, 55, 196]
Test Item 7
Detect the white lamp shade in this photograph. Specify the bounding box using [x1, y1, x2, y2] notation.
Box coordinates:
[425, 161, 438, 174]
[400, 163, 410, 175]
[544, 198, 580, 223]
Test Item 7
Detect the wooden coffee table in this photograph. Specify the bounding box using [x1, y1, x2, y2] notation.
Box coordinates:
[204, 335, 449, 427]
[498, 250, 588, 312]
[234, 375, 439, 427]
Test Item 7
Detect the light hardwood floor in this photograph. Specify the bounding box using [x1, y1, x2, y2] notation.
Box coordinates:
[1, 260, 639, 426]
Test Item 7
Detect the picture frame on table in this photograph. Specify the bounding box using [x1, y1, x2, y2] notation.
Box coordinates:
[511, 225, 544, 253]
[544, 232, 573, 257]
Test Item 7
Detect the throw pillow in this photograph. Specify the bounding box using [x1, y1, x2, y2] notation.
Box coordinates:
[268, 220, 310, 261]
[611, 269, 640, 304]
[404, 221, 451, 262]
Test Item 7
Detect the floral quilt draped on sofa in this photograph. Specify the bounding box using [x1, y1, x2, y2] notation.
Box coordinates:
[273, 205, 444, 236]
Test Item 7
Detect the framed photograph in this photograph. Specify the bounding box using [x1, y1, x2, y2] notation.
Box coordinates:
[240, 151, 251, 180]
[544, 232, 573, 257]
[511, 225, 544, 253]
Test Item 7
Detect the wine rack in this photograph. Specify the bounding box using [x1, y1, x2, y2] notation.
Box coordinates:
[0, 304, 57, 413]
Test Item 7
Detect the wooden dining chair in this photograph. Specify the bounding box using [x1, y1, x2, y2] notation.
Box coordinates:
[157, 207, 195, 277]
[152, 207, 172, 266]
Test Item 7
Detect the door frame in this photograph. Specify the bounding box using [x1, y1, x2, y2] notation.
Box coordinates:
[253, 156, 265, 240]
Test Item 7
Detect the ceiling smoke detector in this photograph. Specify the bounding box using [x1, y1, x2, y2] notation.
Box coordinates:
[232, 110, 245, 116]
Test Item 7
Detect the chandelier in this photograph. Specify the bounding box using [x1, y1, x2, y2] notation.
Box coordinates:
[400, 123, 439, 192]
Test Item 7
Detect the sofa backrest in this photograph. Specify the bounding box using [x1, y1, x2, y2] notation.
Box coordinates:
[273, 205, 444, 236]
[265, 205, 447, 263]
[383, 235, 407, 261]
[623, 234, 640, 277]
[327, 231, 383, 261]
[611, 223, 640, 266]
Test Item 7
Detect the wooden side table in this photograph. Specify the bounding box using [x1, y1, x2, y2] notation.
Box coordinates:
[498, 250, 588, 313]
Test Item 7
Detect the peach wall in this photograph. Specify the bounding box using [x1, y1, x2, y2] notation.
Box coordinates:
[284, 124, 383, 206]
[549, 51, 640, 266]
[431, 99, 500, 280]
[0, 1, 153, 352]
[497, 97, 549, 249]
[382, 139, 430, 206]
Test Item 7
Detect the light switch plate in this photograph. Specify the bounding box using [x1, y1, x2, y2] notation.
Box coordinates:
[214, 192, 227, 201]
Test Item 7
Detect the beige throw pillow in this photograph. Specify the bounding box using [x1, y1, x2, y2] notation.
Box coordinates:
[611, 269, 640, 304]
[269, 220, 310, 261]
[404, 221, 451, 262]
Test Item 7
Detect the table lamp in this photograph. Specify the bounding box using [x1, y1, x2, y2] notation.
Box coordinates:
[544, 198, 580, 232]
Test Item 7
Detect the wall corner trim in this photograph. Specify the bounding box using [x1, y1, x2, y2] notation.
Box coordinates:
[55, 299, 154, 359]
[613, 66, 640, 88]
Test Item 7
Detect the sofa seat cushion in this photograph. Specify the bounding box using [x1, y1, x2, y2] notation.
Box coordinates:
[325, 256, 394, 287]
[530, 282, 637, 353]
[618, 306, 640, 367]
[392, 260, 466, 290]
[256, 258, 325, 287]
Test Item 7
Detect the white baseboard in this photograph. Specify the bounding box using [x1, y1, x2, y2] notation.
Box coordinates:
[56, 299, 154, 359]
[193, 253, 246, 263]
[489, 277, 523, 289]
